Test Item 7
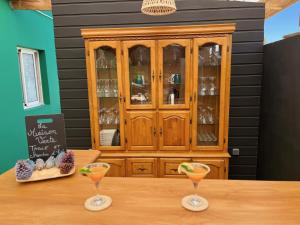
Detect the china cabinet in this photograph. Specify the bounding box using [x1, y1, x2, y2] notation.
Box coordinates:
[82, 24, 235, 179]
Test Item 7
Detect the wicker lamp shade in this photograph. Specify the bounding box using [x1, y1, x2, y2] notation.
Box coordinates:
[141, 0, 177, 16]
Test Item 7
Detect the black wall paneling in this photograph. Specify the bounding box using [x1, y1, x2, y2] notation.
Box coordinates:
[258, 35, 300, 181]
[51, 0, 265, 179]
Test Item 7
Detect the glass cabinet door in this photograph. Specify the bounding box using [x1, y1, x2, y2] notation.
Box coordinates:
[158, 39, 190, 109]
[89, 41, 124, 150]
[123, 40, 156, 109]
[192, 37, 228, 150]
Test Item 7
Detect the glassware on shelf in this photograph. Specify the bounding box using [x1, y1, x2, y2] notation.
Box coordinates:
[128, 45, 152, 105]
[113, 79, 118, 97]
[96, 46, 121, 147]
[96, 49, 107, 69]
[97, 79, 118, 98]
[114, 109, 120, 125]
[199, 76, 217, 96]
[178, 162, 210, 211]
[104, 79, 110, 97]
[199, 77, 207, 96]
[208, 76, 217, 95]
[163, 44, 186, 105]
[99, 108, 106, 125]
[207, 106, 215, 124]
[198, 132, 217, 143]
[106, 108, 114, 125]
[99, 105, 119, 126]
[198, 105, 215, 125]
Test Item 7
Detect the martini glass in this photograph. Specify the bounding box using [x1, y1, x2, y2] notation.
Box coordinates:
[80, 162, 111, 211]
[178, 162, 210, 211]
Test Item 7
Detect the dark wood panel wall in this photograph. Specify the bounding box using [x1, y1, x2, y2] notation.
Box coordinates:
[51, 0, 264, 179]
[258, 35, 300, 181]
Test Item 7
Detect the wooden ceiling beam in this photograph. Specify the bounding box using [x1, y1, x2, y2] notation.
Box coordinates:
[263, 0, 298, 18]
[10, 0, 52, 10]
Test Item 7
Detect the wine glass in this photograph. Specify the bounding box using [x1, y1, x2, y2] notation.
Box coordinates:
[104, 79, 110, 97]
[199, 77, 207, 96]
[209, 77, 217, 95]
[207, 106, 215, 124]
[80, 162, 111, 211]
[178, 162, 210, 211]
[113, 79, 118, 97]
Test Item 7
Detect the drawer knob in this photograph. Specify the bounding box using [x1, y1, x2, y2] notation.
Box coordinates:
[138, 167, 147, 172]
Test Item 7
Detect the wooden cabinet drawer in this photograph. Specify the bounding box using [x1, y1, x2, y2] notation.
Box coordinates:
[192, 159, 225, 179]
[127, 158, 157, 177]
[98, 158, 126, 177]
[159, 158, 191, 178]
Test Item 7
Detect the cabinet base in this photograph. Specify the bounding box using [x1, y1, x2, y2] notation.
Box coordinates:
[96, 151, 229, 179]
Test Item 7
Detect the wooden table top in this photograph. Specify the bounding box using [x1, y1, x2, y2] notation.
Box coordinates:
[1, 150, 299, 225]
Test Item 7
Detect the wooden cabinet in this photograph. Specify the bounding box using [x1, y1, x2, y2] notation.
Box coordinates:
[126, 111, 157, 151]
[127, 158, 157, 177]
[159, 111, 190, 151]
[99, 158, 126, 177]
[82, 24, 235, 179]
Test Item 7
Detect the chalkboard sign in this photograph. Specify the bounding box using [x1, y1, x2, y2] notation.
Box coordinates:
[25, 114, 67, 162]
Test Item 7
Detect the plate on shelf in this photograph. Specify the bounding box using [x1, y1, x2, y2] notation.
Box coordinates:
[16, 167, 76, 183]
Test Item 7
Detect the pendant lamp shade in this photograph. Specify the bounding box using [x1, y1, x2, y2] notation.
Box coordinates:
[141, 0, 177, 16]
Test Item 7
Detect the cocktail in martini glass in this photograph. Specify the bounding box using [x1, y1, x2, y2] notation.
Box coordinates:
[80, 162, 111, 211]
[178, 162, 210, 211]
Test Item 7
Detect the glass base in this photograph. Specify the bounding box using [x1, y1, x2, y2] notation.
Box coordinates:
[84, 195, 112, 211]
[181, 195, 208, 212]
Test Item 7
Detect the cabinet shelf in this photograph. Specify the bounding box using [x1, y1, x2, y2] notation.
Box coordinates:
[197, 123, 218, 126]
[97, 95, 118, 98]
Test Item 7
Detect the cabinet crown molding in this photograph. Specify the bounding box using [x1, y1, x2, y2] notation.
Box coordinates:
[81, 23, 236, 39]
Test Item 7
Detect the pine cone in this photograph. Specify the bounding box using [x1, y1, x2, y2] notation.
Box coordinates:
[55, 152, 65, 167]
[45, 156, 55, 169]
[15, 160, 33, 180]
[36, 158, 45, 170]
[60, 151, 75, 165]
[26, 159, 35, 170]
[59, 163, 74, 174]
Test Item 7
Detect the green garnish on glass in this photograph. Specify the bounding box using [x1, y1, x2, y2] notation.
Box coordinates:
[181, 164, 193, 172]
[79, 167, 92, 174]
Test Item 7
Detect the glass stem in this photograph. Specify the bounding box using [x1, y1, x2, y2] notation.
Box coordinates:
[95, 182, 100, 196]
[193, 182, 199, 197]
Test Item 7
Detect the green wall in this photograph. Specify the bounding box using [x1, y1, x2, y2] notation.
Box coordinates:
[0, 1, 61, 173]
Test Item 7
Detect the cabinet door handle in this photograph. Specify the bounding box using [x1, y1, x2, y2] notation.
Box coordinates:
[119, 95, 123, 102]
[160, 128, 163, 136]
[159, 71, 162, 81]
[138, 167, 146, 172]
[152, 71, 155, 82]
[153, 127, 156, 136]
[194, 92, 196, 102]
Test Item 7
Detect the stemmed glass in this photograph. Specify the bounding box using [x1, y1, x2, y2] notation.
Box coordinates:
[209, 77, 217, 95]
[178, 162, 210, 211]
[113, 79, 118, 97]
[80, 162, 111, 211]
[199, 77, 207, 96]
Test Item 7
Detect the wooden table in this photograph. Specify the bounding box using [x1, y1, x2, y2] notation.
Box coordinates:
[0, 150, 299, 225]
